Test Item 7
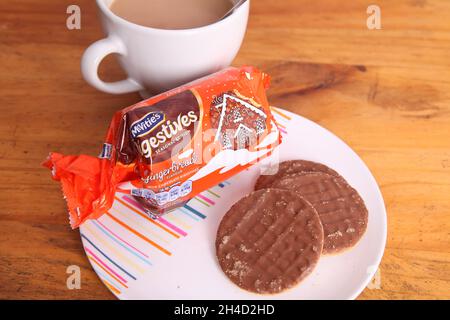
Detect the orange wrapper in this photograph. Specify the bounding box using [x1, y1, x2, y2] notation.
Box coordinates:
[44, 66, 282, 228]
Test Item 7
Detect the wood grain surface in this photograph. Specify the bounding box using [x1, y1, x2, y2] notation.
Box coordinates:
[0, 0, 449, 299]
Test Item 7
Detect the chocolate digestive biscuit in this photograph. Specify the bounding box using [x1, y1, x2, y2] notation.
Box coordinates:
[271, 172, 368, 254]
[216, 188, 324, 294]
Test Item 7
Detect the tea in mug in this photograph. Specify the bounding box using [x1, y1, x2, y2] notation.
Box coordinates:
[110, 0, 234, 30]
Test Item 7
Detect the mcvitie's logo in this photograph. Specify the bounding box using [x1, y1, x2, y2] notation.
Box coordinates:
[130, 112, 165, 138]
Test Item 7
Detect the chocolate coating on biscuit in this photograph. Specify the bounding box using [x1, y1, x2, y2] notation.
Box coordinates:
[216, 189, 324, 294]
[272, 172, 368, 254]
[255, 160, 340, 191]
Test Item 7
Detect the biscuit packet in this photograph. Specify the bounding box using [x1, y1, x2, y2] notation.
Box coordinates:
[43, 66, 282, 228]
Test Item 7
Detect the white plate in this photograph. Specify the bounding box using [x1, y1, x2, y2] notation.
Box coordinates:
[80, 107, 387, 300]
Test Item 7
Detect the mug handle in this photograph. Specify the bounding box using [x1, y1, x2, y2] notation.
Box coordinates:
[81, 37, 144, 94]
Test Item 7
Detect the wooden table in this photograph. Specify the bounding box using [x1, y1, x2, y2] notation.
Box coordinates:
[1, 0, 449, 300]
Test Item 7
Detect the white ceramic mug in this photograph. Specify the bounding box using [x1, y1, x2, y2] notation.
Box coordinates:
[81, 0, 250, 96]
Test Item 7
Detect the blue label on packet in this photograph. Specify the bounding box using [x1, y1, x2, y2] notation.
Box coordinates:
[131, 189, 142, 197]
[156, 192, 169, 205]
[99, 143, 113, 159]
[142, 189, 156, 200]
[180, 181, 193, 197]
[169, 186, 181, 202]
